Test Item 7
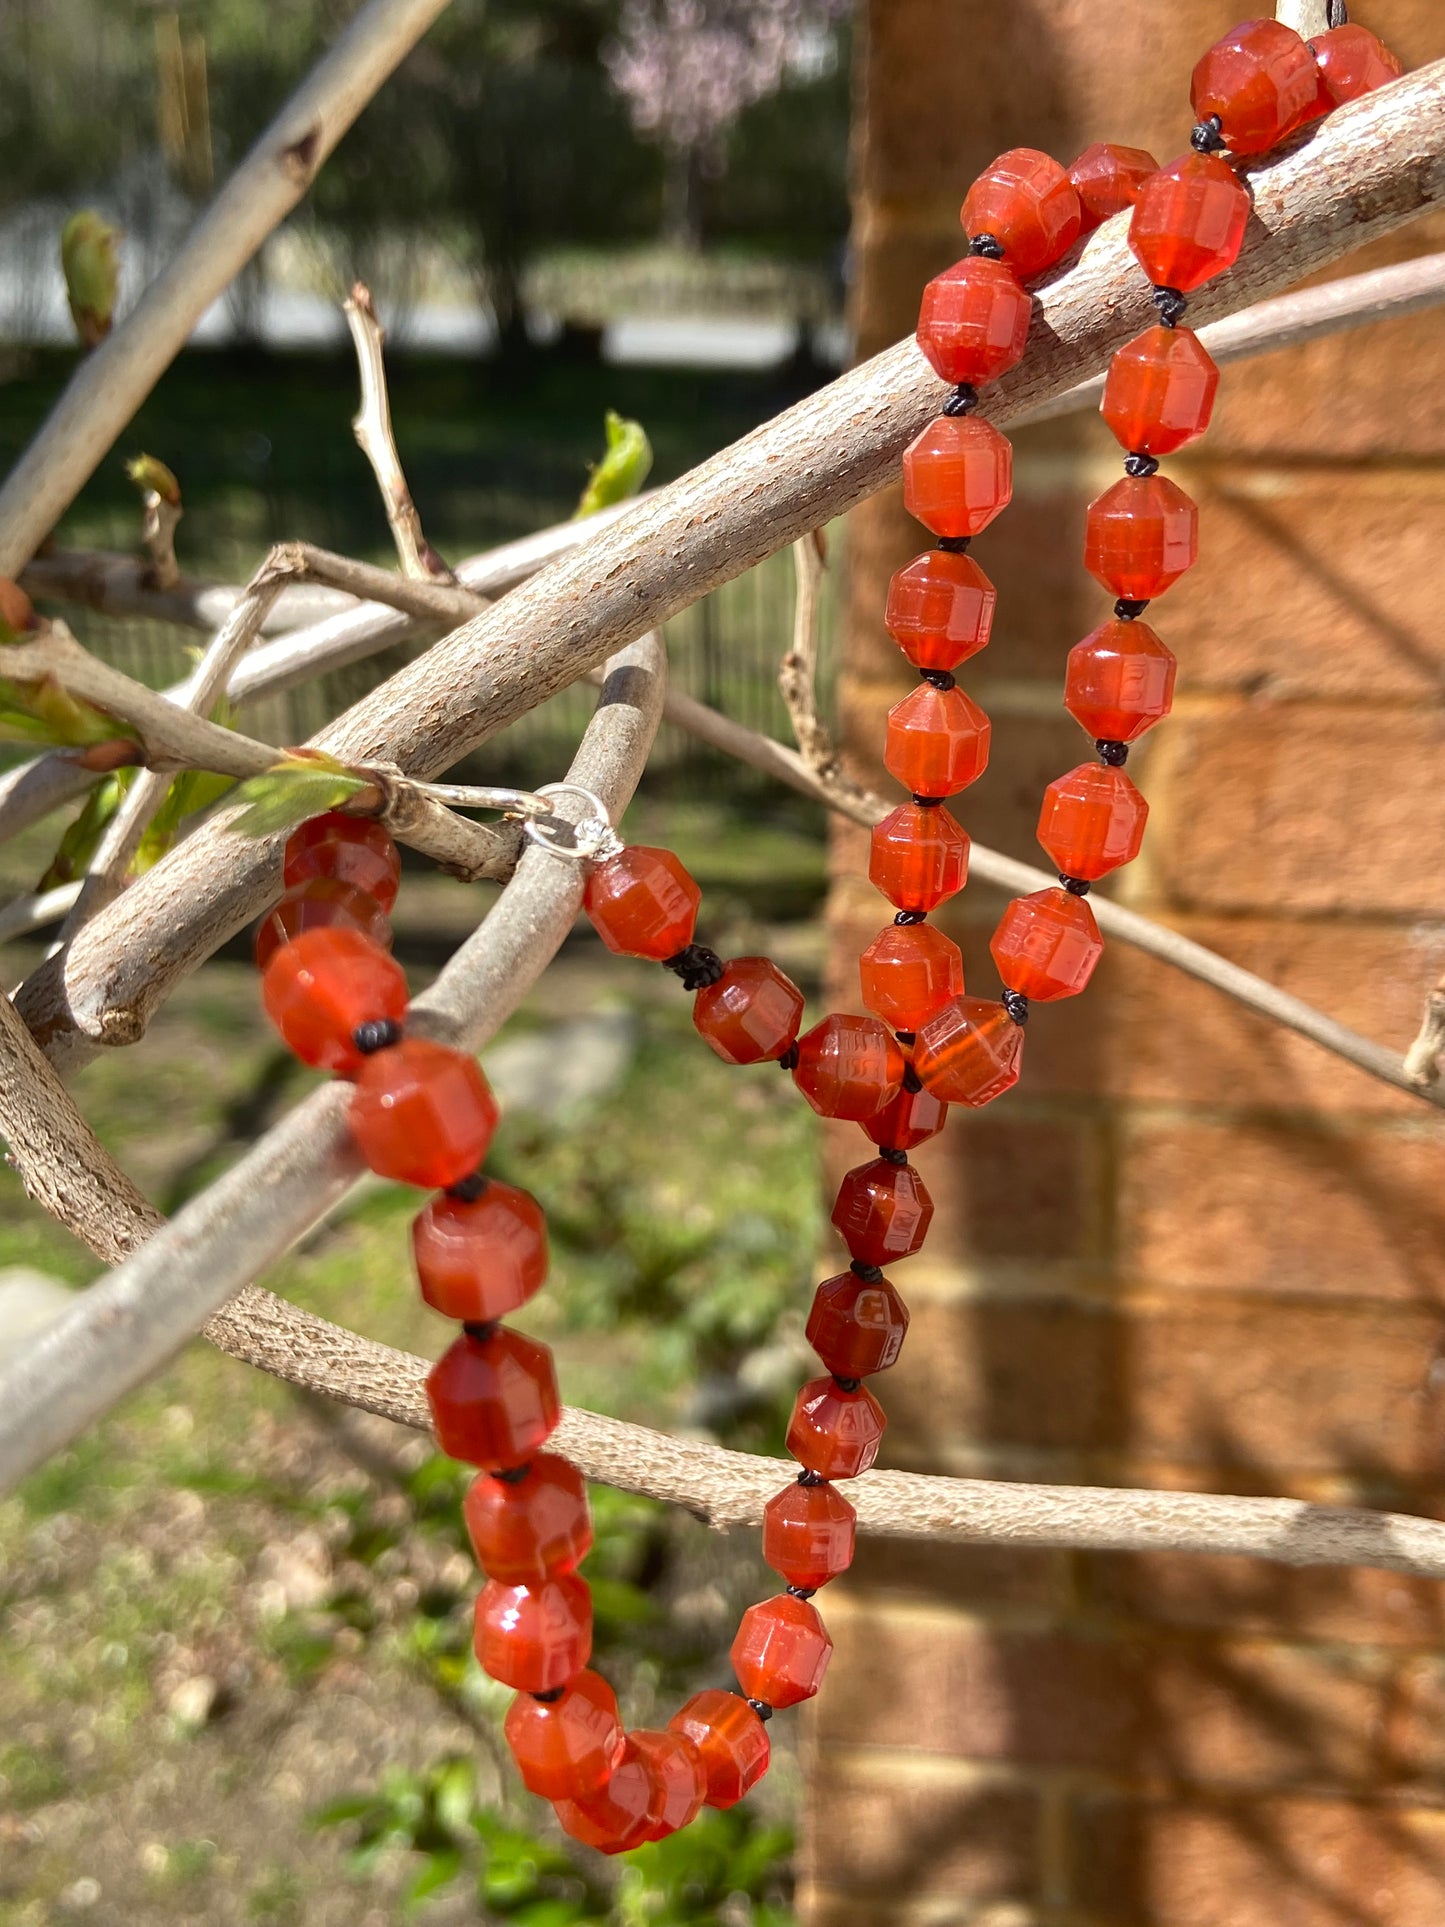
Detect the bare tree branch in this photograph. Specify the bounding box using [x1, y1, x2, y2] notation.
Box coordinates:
[1276, 0, 1330, 37]
[275, 541, 483, 625]
[343, 283, 457, 581]
[0, 0, 456, 579]
[1403, 974, 1445, 1088]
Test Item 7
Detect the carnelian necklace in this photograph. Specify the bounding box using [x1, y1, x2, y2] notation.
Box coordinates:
[247, 10, 1404, 1856]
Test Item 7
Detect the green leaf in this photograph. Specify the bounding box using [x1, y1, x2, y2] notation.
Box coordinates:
[60, 210, 120, 349]
[227, 756, 369, 840]
[0, 674, 123, 748]
[574, 410, 652, 519]
[125, 453, 181, 506]
[37, 770, 131, 889]
[403, 1847, 463, 1911]
[135, 767, 235, 871]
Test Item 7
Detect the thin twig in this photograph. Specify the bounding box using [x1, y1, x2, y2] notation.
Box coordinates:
[0, 0, 454, 580]
[137, 486, 183, 591]
[0, 882, 81, 947]
[0, 634, 668, 1492]
[343, 282, 456, 582]
[1275, 0, 1330, 37]
[275, 540, 482, 625]
[1403, 974, 1445, 1088]
[777, 528, 883, 819]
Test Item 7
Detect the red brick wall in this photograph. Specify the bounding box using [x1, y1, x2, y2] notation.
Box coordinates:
[804, 4, 1445, 1922]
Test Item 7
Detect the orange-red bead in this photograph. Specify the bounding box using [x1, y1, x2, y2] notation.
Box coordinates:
[630, 1730, 707, 1841]
[253, 878, 392, 973]
[902, 416, 1013, 540]
[584, 846, 700, 960]
[504, 1668, 625, 1801]
[1065, 618, 1177, 744]
[474, 1571, 592, 1693]
[793, 1014, 904, 1121]
[731, 1593, 833, 1708]
[1191, 18, 1319, 155]
[693, 957, 804, 1065]
[859, 922, 964, 1031]
[260, 926, 408, 1077]
[764, 1479, 857, 1591]
[787, 1376, 886, 1480]
[668, 1691, 770, 1810]
[1067, 141, 1158, 231]
[990, 888, 1104, 1002]
[914, 996, 1024, 1108]
[464, 1454, 591, 1583]
[962, 147, 1082, 276]
[1085, 476, 1198, 602]
[1312, 24, 1403, 107]
[412, 1180, 548, 1324]
[884, 684, 991, 797]
[427, 1327, 559, 1470]
[1102, 326, 1219, 456]
[832, 1159, 934, 1267]
[861, 1080, 949, 1153]
[555, 1740, 654, 1854]
[1129, 152, 1250, 293]
[869, 803, 970, 913]
[916, 256, 1032, 386]
[885, 550, 997, 672]
[349, 1038, 499, 1188]
[806, 1271, 910, 1378]
[1038, 764, 1149, 881]
[283, 811, 401, 913]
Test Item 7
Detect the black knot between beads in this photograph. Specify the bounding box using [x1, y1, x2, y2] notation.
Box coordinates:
[464, 1320, 500, 1345]
[797, 1468, 825, 1487]
[746, 1698, 775, 1723]
[1095, 739, 1129, 767]
[943, 382, 979, 417]
[447, 1170, 490, 1203]
[1060, 874, 1091, 897]
[919, 668, 956, 691]
[663, 943, 725, 991]
[1002, 989, 1030, 1026]
[352, 1017, 403, 1055]
[531, 1686, 565, 1703]
[902, 1063, 923, 1094]
[968, 232, 1005, 259]
[786, 1585, 817, 1601]
[1190, 114, 1226, 154]
[895, 1031, 916, 1048]
[879, 1147, 908, 1167]
[1152, 285, 1189, 329]
[833, 1375, 863, 1394]
[937, 535, 972, 554]
[911, 793, 944, 808]
[1114, 598, 1150, 622]
[492, 1462, 533, 1486]
[1124, 452, 1159, 479]
[851, 1260, 886, 1283]
[778, 1041, 801, 1072]
[894, 909, 927, 926]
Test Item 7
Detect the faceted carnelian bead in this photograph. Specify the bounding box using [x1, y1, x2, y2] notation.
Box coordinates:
[902, 416, 1013, 540]
[555, 1740, 654, 1855]
[869, 803, 970, 913]
[253, 878, 391, 973]
[806, 1271, 910, 1378]
[284, 811, 401, 913]
[885, 550, 996, 672]
[1191, 18, 1319, 156]
[630, 1730, 707, 1841]
[885, 684, 991, 797]
[764, 1479, 857, 1591]
[1085, 476, 1198, 602]
[832, 1159, 935, 1267]
[1312, 25, 1403, 108]
[861, 1079, 948, 1154]
[669, 1691, 769, 1810]
[787, 1376, 886, 1480]
[1065, 618, 1177, 744]
[349, 1038, 499, 1188]
[504, 1667, 624, 1800]
[991, 889, 1104, 1002]
[1068, 142, 1158, 231]
[427, 1326, 559, 1470]
[1129, 153, 1250, 293]
[261, 926, 408, 1077]
[859, 922, 964, 1031]
[693, 957, 804, 1066]
[962, 147, 1082, 277]
[731, 1593, 833, 1708]
[474, 1571, 592, 1693]
[584, 846, 700, 961]
[793, 1014, 904, 1121]
[464, 1453, 591, 1583]
[914, 997, 1024, 1108]
[412, 1180, 547, 1324]
[916, 256, 1032, 386]
[1038, 764, 1149, 881]
[1102, 326, 1219, 456]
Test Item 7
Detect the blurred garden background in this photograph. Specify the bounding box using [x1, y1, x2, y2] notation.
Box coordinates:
[0, 1, 856, 1920]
